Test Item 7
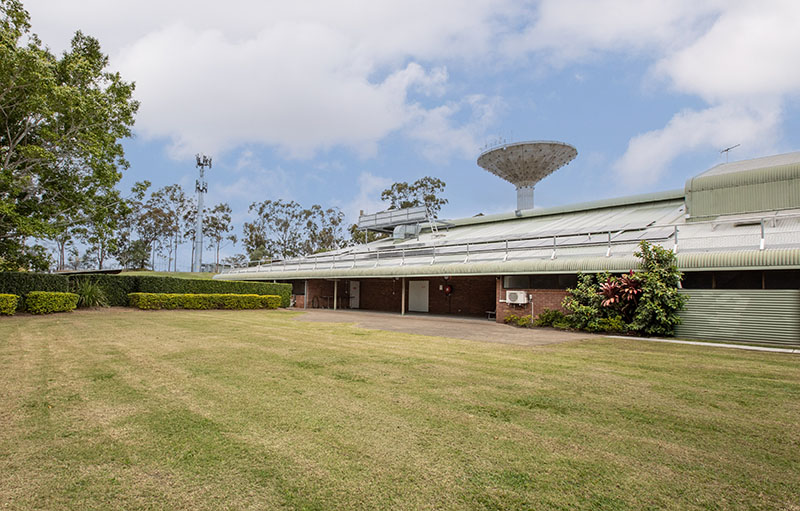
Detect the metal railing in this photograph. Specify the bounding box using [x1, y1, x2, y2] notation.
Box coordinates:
[221, 211, 800, 275]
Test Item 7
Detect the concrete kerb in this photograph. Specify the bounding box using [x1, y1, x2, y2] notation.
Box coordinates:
[608, 335, 800, 354]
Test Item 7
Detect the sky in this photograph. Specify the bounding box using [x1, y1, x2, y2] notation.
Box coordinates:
[21, 0, 800, 269]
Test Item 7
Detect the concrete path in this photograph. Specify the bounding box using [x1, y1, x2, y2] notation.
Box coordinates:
[293, 309, 597, 347]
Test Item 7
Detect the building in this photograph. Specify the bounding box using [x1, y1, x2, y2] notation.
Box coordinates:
[216, 143, 800, 346]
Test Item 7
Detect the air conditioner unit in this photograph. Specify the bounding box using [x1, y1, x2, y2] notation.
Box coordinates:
[506, 291, 529, 304]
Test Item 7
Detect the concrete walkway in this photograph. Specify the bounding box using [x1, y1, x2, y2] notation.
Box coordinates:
[293, 309, 597, 347]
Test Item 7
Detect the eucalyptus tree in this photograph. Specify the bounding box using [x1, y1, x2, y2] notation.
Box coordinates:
[203, 202, 236, 272]
[380, 176, 448, 216]
[147, 184, 188, 271]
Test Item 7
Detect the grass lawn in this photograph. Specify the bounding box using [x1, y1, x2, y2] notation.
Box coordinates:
[1, 310, 798, 510]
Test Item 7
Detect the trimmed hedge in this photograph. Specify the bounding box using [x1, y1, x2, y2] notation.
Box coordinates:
[128, 293, 281, 310]
[0, 272, 291, 309]
[25, 291, 79, 314]
[0, 294, 19, 315]
[70, 275, 140, 307]
[136, 276, 291, 307]
[0, 272, 69, 310]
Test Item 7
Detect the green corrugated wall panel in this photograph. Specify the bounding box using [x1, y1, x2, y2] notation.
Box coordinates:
[686, 162, 800, 219]
[676, 289, 800, 347]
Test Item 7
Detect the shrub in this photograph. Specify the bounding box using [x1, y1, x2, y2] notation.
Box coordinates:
[563, 273, 606, 331]
[504, 314, 532, 328]
[72, 280, 109, 308]
[533, 308, 568, 327]
[65, 275, 292, 307]
[128, 293, 282, 311]
[593, 315, 627, 333]
[69, 275, 139, 306]
[0, 294, 19, 315]
[0, 272, 69, 310]
[629, 241, 687, 336]
[136, 276, 291, 307]
[25, 291, 79, 314]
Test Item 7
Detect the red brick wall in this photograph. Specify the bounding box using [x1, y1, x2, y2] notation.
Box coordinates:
[292, 294, 305, 309]
[354, 278, 399, 312]
[495, 279, 568, 323]
[427, 276, 496, 316]
[306, 279, 335, 308]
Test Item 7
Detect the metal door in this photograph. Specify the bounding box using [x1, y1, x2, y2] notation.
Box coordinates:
[349, 281, 360, 309]
[408, 280, 429, 312]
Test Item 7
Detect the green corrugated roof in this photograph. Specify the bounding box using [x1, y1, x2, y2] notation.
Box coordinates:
[214, 248, 800, 281]
[444, 189, 684, 229]
[685, 156, 800, 220]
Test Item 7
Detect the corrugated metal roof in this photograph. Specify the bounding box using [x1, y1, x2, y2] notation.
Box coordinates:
[446, 189, 684, 228]
[217, 153, 800, 282]
[686, 152, 800, 219]
[214, 247, 800, 281]
[694, 152, 800, 178]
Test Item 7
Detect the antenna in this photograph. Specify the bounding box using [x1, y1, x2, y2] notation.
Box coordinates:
[720, 144, 740, 163]
[193, 153, 212, 272]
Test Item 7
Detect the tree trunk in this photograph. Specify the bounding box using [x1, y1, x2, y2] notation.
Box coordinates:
[215, 239, 220, 273]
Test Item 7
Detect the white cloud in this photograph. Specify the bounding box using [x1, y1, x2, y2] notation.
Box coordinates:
[508, 0, 722, 61]
[340, 172, 394, 225]
[24, 0, 519, 162]
[614, 102, 780, 186]
[22, 0, 800, 182]
[404, 94, 504, 161]
[655, 0, 800, 102]
[514, 1, 800, 183]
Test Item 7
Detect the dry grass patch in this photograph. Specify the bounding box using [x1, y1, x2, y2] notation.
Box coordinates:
[0, 309, 798, 510]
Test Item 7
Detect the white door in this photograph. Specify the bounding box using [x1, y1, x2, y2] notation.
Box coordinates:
[349, 281, 360, 309]
[408, 280, 429, 312]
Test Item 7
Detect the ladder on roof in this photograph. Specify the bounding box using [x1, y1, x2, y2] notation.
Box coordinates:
[425, 203, 440, 237]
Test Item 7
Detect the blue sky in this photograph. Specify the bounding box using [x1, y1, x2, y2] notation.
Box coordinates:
[23, 1, 800, 269]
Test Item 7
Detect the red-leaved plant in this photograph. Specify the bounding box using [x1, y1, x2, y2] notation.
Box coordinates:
[599, 271, 641, 322]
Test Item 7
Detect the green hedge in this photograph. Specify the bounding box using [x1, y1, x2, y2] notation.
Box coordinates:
[0, 272, 291, 309]
[70, 275, 140, 307]
[128, 293, 281, 310]
[136, 276, 291, 306]
[0, 272, 69, 310]
[0, 294, 19, 315]
[25, 291, 79, 314]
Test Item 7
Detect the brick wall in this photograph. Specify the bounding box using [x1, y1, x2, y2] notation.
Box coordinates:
[292, 294, 305, 309]
[306, 279, 335, 308]
[358, 278, 403, 312]
[427, 276, 496, 316]
[495, 278, 568, 323]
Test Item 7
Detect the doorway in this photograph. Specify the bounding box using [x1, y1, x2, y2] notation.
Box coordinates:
[408, 280, 429, 312]
[349, 281, 360, 309]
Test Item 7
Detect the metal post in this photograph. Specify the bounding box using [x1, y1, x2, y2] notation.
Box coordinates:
[606, 232, 612, 257]
[673, 226, 679, 253]
[333, 280, 338, 310]
[503, 240, 509, 262]
[551, 235, 557, 260]
[304, 280, 308, 309]
[401, 277, 406, 316]
[760, 219, 766, 250]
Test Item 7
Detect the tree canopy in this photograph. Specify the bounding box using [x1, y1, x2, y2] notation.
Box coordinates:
[243, 200, 346, 260]
[0, 0, 138, 270]
[380, 176, 448, 216]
